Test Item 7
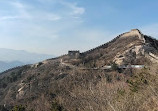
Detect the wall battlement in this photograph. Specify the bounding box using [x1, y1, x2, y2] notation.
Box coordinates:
[81, 29, 145, 55]
[81, 32, 127, 55]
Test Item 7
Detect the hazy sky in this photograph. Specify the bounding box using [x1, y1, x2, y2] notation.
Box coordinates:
[0, 0, 158, 56]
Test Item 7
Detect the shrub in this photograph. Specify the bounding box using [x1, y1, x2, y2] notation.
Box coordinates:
[29, 109, 35, 111]
[116, 75, 121, 81]
[37, 62, 43, 67]
[111, 62, 119, 71]
[117, 89, 125, 96]
[11, 105, 25, 111]
[51, 101, 65, 111]
[106, 74, 112, 83]
[0, 105, 8, 111]
[126, 72, 149, 92]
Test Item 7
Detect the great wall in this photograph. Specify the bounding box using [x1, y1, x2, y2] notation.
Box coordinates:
[46, 30, 131, 60]
[2, 29, 158, 74]
[48, 29, 158, 61]
[81, 32, 128, 55]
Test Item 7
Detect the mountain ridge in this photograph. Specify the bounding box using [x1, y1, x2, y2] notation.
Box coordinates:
[0, 29, 158, 111]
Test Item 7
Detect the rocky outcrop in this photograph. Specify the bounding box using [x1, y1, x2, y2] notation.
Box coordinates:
[113, 45, 145, 65]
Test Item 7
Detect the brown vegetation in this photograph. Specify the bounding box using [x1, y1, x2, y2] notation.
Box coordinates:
[0, 30, 158, 111]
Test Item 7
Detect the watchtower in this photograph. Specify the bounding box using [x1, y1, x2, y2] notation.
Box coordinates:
[68, 50, 80, 59]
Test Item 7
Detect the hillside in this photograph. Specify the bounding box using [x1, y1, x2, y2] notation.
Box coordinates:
[0, 29, 158, 111]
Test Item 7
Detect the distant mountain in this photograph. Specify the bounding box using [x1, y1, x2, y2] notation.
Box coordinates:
[0, 48, 54, 72]
[0, 61, 25, 73]
[0, 48, 54, 63]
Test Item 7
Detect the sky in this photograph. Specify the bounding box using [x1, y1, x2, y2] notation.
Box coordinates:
[0, 0, 158, 56]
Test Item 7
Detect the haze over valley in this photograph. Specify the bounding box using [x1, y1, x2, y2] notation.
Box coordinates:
[0, 48, 53, 72]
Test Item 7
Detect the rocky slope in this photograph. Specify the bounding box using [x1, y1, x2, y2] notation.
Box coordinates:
[0, 29, 158, 111]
